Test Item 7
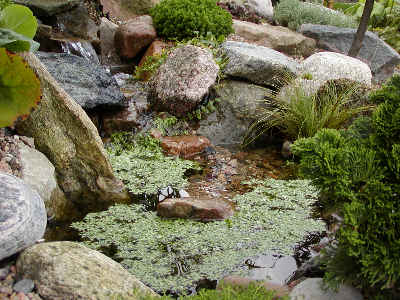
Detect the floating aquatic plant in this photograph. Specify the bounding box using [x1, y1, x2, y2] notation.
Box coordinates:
[72, 179, 325, 294]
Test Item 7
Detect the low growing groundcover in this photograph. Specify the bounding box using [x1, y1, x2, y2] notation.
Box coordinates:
[72, 179, 324, 294]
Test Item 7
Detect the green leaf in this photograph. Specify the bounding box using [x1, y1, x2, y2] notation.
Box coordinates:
[0, 48, 41, 127]
[0, 4, 37, 39]
[0, 28, 39, 52]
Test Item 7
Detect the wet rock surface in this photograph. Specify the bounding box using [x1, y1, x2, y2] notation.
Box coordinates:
[158, 135, 211, 159]
[36, 51, 125, 110]
[157, 196, 235, 221]
[14, 0, 79, 17]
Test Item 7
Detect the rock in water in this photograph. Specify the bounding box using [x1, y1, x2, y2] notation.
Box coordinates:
[0, 172, 47, 261]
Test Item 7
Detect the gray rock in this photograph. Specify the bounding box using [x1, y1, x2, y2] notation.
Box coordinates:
[150, 45, 219, 117]
[248, 255, 297, 285]
[290, 278, 363, 300]
[299, 52, 372, 86]
[197, 80, 270, 146]
[232, 20, 316, 57]
[16, 242, 156, 300]
[247, 0, 273, 20]
[55, 3, 99, 42]
[0, 172, 46, 261]
[36, 52, 125, 110]
[18, 142, 76, 222]
[299, 24, 400, 83]
[221, 41, 300, 87]
[13, 279, 35, 294]
[14, 0, 79, 17]
[100, 17, 122, 66]
[17, 52, 130, 219]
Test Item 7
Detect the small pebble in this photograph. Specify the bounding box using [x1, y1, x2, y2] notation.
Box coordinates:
[13, 279, 34, 294]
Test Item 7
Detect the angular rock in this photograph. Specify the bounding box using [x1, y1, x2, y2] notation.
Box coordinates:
[157, 197, 235, 221]
[299, 24, 400, 83]
[55, 3, 99, 42]
[13, 279, 35, 294]
[18, 142, 77, 222]
[150, 45, 219, 117]
[299, 51, 372, 86]
[100, 17, 122, 66]
[197, 80, 270, 145]
[17, 52, 130, 217]
[16, 242, 156, 300]
[232, 20, 316, 57]
[290, 278, 363, 300]
[100, 0, 160, 21]
[14, 0, 79, 17]
[158, 135, 211, 159]
[36, 52, 125, 110]
[0, 172, 46, 261]
[114, 15, 157, 59]
[221, 41, 300, 86]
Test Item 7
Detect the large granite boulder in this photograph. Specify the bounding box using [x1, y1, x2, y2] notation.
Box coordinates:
[100, 0, 160, 21]
[150, 45, 219, 117]
[114, 15, 157, 59]
[220, 41, 300, 87]
[290, 278, 363, 300]
[0, 172, 47, 261]
[197, 80, 271, 145]
[14, 0, 79, 17]
[17, 52, 130, 217]
[299, 24, 400, 83]
[232, 20, 316, 57]
[36, 52, 125, 110]
[16, 242, 156, 300]
[18, 142, 77, 222]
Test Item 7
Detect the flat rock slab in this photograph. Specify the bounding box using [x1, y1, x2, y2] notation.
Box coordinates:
[221, 41, 300, 87]
[232, 20, 316, 57]
[248, 255, 297, 285]
[36, 51, 125, 110]
[290, 278, 363, 300]
[14, 0, 79, 17]
[157, 197, 235, 221]
[299, 24, 400, 83]
[159, 135, 211, 159]
[0, 172, 46, 261]
[16, 241, 156, 299]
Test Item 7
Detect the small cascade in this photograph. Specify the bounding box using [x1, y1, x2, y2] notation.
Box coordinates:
[60, 39, 100, 64]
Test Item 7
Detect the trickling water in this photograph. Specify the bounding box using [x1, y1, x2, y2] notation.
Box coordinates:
[60, 39, 100, 64]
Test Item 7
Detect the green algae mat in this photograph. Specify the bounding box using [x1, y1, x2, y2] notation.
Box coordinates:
[72, 179, 325, 294]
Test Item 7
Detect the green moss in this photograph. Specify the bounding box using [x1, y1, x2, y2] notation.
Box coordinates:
[72, 179, 324, 294]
